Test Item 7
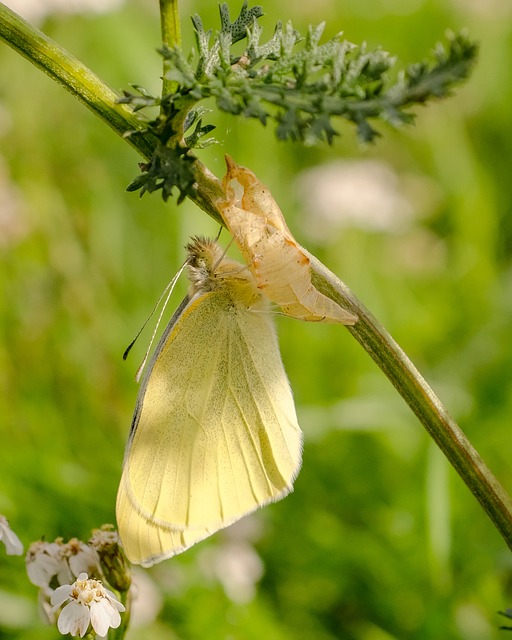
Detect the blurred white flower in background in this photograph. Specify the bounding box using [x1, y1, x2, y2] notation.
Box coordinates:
[208, 541, 264, 604]
[127, 567, 163, 629]
[295, 159, 447, 274]
[0, 515, 23, 555]
[2, 0, 125, 23]
[451, 0, 512, 18]
[295, 159, 414, 240]
[198, 517, 265, 605]
[50, 572, 124, 638]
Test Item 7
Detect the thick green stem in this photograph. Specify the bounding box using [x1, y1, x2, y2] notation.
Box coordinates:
[0, 3, 220, 214]
[160, 0, 182, 97]
[0, 3, 158, 160]
[310, 254, 512, 550]
[1, 2, 511, 551]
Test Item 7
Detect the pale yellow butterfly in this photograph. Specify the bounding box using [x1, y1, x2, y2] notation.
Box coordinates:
[116, 237, 303, 567]
[218, 156, 358, 325]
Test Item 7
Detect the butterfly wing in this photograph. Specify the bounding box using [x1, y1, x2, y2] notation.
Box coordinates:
[116, 289, 302, 566]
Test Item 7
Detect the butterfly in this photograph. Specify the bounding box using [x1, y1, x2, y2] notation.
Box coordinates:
[116, 237, 302, 566]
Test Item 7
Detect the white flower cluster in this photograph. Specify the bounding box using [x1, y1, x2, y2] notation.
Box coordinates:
[26, 538, 101, 590]
[26, 536, 125, 638]
[0, 514, 23, 556]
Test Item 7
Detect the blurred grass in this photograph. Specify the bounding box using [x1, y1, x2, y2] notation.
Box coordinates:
[1, 0, 512, 638]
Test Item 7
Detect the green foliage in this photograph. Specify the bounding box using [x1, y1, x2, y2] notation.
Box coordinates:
[122, 1, 477, 201]
[123, 99, 215, 202]
[175, 15, 476, 144]
[126, 143, 196, 203]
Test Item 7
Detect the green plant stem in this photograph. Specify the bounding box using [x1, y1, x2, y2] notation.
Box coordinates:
[309, 253, 512, 550]
[0, 3, 157, 160]
[0, 4, 225, 218]
[1, 3, 512, 551]
[109, 588, 131, 640]
[160, 0, 181, 97]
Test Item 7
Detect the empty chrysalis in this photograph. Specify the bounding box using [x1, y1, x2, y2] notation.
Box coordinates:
[218, 156, 358, 325]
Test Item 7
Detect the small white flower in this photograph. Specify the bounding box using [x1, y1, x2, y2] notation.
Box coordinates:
[51, 572, 125, 638]
[0, 515, 23, 555]
[61, 538, 101, 579]
[26, 540, 72, 588]
[89, 526, 120, 551]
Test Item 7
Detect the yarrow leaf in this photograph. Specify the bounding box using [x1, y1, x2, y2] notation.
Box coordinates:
[121, 3, 478, 201]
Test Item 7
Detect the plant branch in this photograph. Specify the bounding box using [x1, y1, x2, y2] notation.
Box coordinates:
[0, 4, 224, 216]
[159, 0, 182, 97]
[0, 2, 158, 160]
[309, 253, 512, 551]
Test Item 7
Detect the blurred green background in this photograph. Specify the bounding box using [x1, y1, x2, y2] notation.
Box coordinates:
[1, 0, 512, 638]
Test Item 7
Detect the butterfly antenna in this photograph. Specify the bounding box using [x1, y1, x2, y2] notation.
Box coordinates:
[123, 260, 188, 380]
